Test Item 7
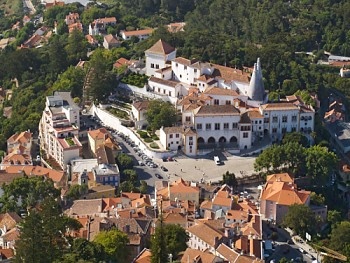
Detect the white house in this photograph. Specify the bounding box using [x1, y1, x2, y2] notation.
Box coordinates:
[145, 39, 176, 77]
[120, 28, 153, 41]
[131, 101, 149, 129]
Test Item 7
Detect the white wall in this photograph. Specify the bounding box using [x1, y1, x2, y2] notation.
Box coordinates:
[92, 105, 177, 159]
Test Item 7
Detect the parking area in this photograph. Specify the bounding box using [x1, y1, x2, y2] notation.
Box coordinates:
[154, 154, 257, 183]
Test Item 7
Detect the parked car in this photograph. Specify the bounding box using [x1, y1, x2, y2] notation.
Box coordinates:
[138, 160, 145, 166]
[167, 157, 174, 161]
[155, 174, 163, 179]
[161, 166, 168, 172]
[287, 240, 294, 245]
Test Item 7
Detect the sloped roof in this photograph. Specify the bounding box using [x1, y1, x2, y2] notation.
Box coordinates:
[266, 173, 294, 183]
[186, 222, 224, 247]
[146, 39, 175, 55]
[260, 181, 310, 206]
[181, 248, 217, 263]
[133, 248, 151, 263]
[194, 105, 240, 116]
[204, 86, 239, 96]
[133, 101, 149, 111]
[261, 102, 299, 111]
[7, 131, 32, 144]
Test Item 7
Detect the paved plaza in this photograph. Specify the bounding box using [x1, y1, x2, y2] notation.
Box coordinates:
[155, 153, 257, 183]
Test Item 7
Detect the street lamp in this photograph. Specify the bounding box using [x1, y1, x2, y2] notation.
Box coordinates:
[168, 253, 173, 263]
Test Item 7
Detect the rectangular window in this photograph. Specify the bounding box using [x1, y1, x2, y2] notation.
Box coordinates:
[185, 116, 191, 122]
[291, 127, 296, 132]
[189, 137, 193, 140]
[226, 100, 231, 105]
[224, 123, 229, 129]
[176, 134, 179, 138]
[272, 116, 278, 123]
[215, 123, 220, 130]
[158, 88, 160, 92]
[243, 132, 248, 138]
[184, 66, 187, 70]
[292, 116, 297, 122]
[169, 91, 172, 96]
[259, 120, 262, 124]
[197, 123, 202, 130]
[156, 64, 159, 69]
[214, 99, 219, 105]
[151, 63, 154, 68]
[282, 116, 288, 123]
[232, 123, 238, 129]
[176, 63, 178, 67]
[272, 128, 277, 133]
[282, 127, 287, 133]
[169, 134, 173, 138]
[264, 118, 269, 123]
[206, 123, 211, 130]
[194, 69, 197, 73]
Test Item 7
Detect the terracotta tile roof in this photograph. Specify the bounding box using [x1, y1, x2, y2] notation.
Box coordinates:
[163, 211, 188, 225]
[2, 227, 19, 241]
[0, 212, 21, 230]
[212, 64, 251, 84]
[260, 181, 310, 206]
[170, 179, 199, 194]
[212, 195, 233, 208]
[240, 214, 262, 238]
[149, 76, 179, 88]
[248, 109, 263, 119]
[266, 173, 294, 183]
[7, 131, 32, 144]
[261, 102, 299, 111]
[194, 105, 240, 116]
[113, 57, 130, 68]
[226, 209, 248, 221]
[173, 57, 198, 66]
[94, 17, 117, 24]
[67, 199, 104, 216]
[167, 22, 186, 33]
[2, 153, 32, 165]
[203, 86, 239, 96]
[146, 39, 175, 55]
[133, 101, 149, 111]
[200, 200, 213, 210]
[104, 34, 119, 44]
[133, 248, 151, 263]
[217, 243, 240, 262]
[0, 248, 14, 259]
[122, 28, 153, 37]
[181, 248, 217, 263]
[197, 218, 226, 232]
[187, 222, 224, 248]
[88, 128, 109, 140]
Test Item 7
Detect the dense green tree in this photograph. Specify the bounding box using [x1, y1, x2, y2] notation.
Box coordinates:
[66, 184, 88, 200]
[310, 192, 325, 206]
[282, 204, 315, 237]
[327, 210, 342, 227]
[282, 132, 309, 148]
[305, 145, 337, 183]
[50, 66, 85, 98]
[93, 229, 129, 262]
[151, 223, 188, 262]
[139, 180, 148, 194]
[15, 197, 82, 263]
[65, 29, 88, 64]
[0, 176, 60, 212]
[329, 221, 350, 260]
[116, 153, 134, 170]
[123, 169, 138, 182]
[146, 100, 177, 132]
[222, 171, 238, 189]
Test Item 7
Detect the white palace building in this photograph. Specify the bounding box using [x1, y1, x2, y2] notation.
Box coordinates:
[134, 40, 315, 156]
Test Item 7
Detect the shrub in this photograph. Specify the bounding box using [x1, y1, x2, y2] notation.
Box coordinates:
[144, 138, 153, 143]
[150, 142, 159, 149]
[137, 130, 149, 138]
[151, 135, 159, 140]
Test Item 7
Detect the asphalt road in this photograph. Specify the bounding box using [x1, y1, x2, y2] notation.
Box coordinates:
[262, 220, 316, 263]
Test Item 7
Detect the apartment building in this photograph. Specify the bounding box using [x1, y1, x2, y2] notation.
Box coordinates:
[39, 92, 82, 169]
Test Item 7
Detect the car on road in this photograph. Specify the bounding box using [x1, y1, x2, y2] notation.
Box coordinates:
[138, 161, 145, 166]
[155, 174, 163, 179]
[161, 166, 168, 172]
[287, 240, 294, 245]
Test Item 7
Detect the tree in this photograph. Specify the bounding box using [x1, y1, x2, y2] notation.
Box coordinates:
[15, 197, 82, 263]
[123, 169, 138, 182]
[139, 180, 148, 194]
[222, 171, 238, 189]
[65, 29, 87, 64]
[310, 192, 325, 206]
[116, 153, 134, 170]
[50, 66, 85, 98]
[282, 204, 315, 237]
[282, 132, 309, 147]
[329, 221, 350, 259]
[0, 176, 60, 212]
[305, 145, 338, 184]
[327, 210, 342, 227]
[66, 184, 88, 200]
[93, 229, 129, 262]
[151, 224, 188, 262]
[146, 100, 177, 132]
